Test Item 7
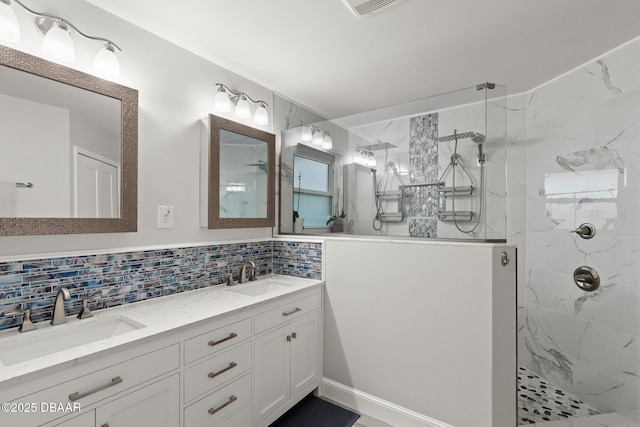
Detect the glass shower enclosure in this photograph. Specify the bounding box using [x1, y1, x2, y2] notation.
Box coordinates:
[276, 83, 507, 241]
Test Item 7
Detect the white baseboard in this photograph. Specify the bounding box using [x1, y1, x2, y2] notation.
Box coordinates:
[321, 378, 455, 427]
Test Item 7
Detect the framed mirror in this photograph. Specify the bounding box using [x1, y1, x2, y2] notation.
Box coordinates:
[202, 114, 275, 229]
[0, 44, 138, 236]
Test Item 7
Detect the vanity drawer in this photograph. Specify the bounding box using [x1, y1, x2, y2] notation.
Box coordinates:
[184, 372, 251, 427]
[6, 344, 179, 426]
[255, 292, 320, 335]
[184, 341, 252, 403]
[218, 402, 252, 427]
[184, 317, 251, 365]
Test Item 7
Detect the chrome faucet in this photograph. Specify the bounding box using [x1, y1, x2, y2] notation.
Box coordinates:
[51, 287, 71, 326]
[239, 261, 257, 284]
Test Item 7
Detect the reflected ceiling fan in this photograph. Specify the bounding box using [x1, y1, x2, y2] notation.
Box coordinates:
[244, 160, 268, 173]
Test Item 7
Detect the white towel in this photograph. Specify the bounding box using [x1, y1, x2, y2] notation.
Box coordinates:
[0, 182, 16, 217]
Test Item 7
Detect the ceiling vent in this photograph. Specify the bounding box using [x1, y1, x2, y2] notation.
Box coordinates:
[340, 0, 403, 17]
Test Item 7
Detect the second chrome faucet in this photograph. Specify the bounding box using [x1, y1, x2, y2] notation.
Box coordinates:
[51, 287, 71, 326]
[226, 261, 257, 286]
[239, 261, 257, 283]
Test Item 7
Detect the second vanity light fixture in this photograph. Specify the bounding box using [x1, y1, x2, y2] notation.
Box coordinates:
[299, 125, 333, 150]
[214, 83, 269, 126]
[0, 0, 121, 79]
[354, 147, 377, 167]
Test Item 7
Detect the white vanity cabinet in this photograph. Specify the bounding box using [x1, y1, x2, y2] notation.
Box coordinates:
[182, 315, 253, 427]
[95, 374, 179, 427]
[0, 280, 324, 427]
[253, 292, 321, 426]
[5, 342, 181, 427]
[44, 375, 179, 427]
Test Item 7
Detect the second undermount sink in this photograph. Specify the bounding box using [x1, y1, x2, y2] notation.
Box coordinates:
[228, 280, 293, 297]
[0, 315, 145, 366]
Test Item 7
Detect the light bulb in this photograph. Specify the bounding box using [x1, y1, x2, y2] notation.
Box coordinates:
[321, 134, 333, 150]
[0, 1, 20, 42]
[93, 44, 120, 80]
[300, 126, 313, 142]
[42, 21, 74, 62]
[353, 151, 362, 164]
[235, 95, 251, 119]
[253, 102, 268, 125]
[312, 130, 323, 146]
[214, 87, 232, 112]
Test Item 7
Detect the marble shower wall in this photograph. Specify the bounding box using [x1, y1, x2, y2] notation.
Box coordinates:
[521, 37, 640, 421]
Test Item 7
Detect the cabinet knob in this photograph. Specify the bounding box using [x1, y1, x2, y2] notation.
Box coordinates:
[292, 332, 297, 339]
[286, 335, 291, 342]
[101, 424, 109, 427]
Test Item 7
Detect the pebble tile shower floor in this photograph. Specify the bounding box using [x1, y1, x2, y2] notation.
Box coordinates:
[518, 366, 600, 425]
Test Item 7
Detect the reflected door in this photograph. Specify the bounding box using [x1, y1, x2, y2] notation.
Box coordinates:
[74, 150, 119, 218]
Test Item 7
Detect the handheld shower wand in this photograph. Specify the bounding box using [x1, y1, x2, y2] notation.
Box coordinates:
[471, 133, 486, 165]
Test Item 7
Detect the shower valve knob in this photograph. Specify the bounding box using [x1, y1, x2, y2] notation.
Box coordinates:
[573, 266, 600, 292]
[572, 223, 596, 239]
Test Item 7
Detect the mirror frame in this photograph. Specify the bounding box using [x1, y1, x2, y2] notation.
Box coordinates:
[207, 114, 275, 229]
[0, 44, 138, 236]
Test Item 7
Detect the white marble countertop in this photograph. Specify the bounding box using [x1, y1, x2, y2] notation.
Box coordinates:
[0, 274, 323, 386]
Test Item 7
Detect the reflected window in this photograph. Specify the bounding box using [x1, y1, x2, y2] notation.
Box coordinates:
[293, 146, 334, 227]
[544, 169, 618, 229]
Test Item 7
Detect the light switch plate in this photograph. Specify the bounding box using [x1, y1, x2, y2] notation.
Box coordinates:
[157, 205, 174, 228]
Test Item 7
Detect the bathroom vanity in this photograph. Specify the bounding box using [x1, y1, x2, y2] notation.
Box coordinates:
[0, 275, 323, 427]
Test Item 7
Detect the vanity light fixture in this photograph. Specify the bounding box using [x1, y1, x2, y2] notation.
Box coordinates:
[355, 147, 376, 167]
[41, 20, 74, 61]
[93, 43, 120, 79]
[254, 102, 269, 126]
[300, 125, 313, 142]
[0, 0, 20, 42]
[303, 125, 333, 150]
[0, 0, 121, 78]
[235, 94, 251, 119]
[312, 128, 324, 147]
[214, 83, 270, 126]
[322, 132, 333, 150]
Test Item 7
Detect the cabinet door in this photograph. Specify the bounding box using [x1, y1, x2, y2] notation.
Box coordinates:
[254, 324, 290, 424]
[291, 311, 319, 398]
[96, 374, 179, 427]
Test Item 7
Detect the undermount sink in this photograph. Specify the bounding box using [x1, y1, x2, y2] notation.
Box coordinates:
[228, 280, 293, 297]
[0, 315, 145, 366]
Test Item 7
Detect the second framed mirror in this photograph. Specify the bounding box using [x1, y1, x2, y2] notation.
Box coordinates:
[200, 114, 275, 229]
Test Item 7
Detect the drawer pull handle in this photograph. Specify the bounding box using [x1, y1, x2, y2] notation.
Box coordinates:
[208, 395, 237, 415]
[208, 362, 238, 379]
[69, 376, 122, 402]
[282, 307, 302, 317]
[208, 332, 237, 347]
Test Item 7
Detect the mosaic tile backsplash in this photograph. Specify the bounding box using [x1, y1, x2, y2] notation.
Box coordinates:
[0, 240, 322, 332]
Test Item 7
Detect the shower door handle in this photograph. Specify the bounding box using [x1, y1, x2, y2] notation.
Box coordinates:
[573, 266, 600, 292]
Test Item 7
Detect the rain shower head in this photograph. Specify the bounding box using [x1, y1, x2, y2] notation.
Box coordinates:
[436, 130, 487, 165]
[361, 142, 398, 151]
[471, 133, 486, 144]
[435, 131, 477, 142]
